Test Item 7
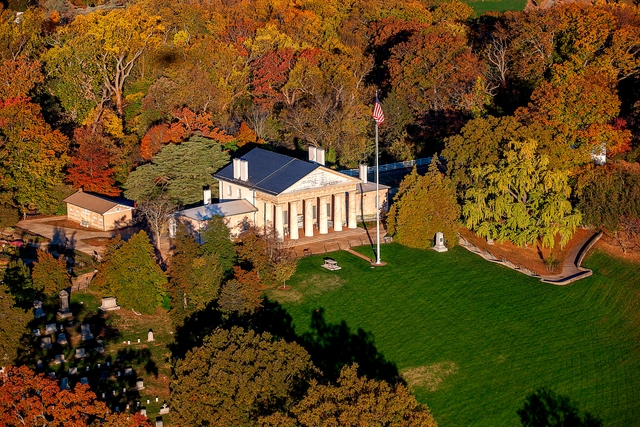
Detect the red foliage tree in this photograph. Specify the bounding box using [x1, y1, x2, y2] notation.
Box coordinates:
[66, 127, 121, 196]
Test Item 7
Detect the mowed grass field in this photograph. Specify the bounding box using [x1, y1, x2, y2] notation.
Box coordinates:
[463, 0, 527, 15]
[269, 244, 640, 426]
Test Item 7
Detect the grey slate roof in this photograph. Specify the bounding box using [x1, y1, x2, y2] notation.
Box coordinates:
[177, 200, 257, 222]
[357, 182, 390, 194]
[63, 191, 134, 215]
[214, 148, 320, 195]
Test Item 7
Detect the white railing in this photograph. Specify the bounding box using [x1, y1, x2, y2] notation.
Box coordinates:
[340, 157, 431, 177]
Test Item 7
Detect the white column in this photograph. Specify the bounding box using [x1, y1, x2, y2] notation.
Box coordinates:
[304, 198, 314, 237]
[348, 191, 357, 229]
[319, 196, 328, 234]
[275, 203, 284, 242]
[333, 194, 343, 232]
[289, 201, 299, 240]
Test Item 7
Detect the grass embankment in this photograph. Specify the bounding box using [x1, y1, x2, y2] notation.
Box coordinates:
[269, 244, 640, 427]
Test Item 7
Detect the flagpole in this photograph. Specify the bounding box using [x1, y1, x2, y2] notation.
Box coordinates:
[375, 93, 381, 265]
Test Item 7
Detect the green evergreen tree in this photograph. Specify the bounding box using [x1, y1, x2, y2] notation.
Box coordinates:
[124, 136, 229, 205]
[1, 259, 37, 307]
[93, 231, 167, 314]
[199, 215, 236, 277]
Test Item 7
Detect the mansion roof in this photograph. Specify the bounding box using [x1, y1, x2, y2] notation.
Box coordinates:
[177, 199, 257, 222]
[63, 191, 134, 215]
[214, 148, 322, 195]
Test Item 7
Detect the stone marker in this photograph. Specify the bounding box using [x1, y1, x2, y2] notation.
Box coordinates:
[60, 377, 69, 390]
[68, 366, 77, 375]
[147, 329, 154, 342]
[140, 408, 147, 416]
[96, 340, 105, 354]
[80, 377, 89, 385]
[99, 297, 121, 312]
[156, 419, 163, 427]
[57, 333, 68, 345]
[36, 359, 43, 369]
[80, 324, 94, 341]
[57, 290, 72, 319]
[102, 392, 105, 399]
[48, 372, 56, 379]
[86, 366, 90, 371]
[40, 337, 52, 350]
[433, 232, 448, 252]
[32, 329, 41, 337]
[159, 403, 170, 415]
[54, 354, 65, 364]
[33, 300, 45, 318]
[124, 367, 133, 376]
[75, 348, 86, 359]
[136, 379, 144, 390]
[45, 324, 57, 335]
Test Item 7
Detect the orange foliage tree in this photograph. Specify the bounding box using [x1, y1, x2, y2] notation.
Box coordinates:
[0, 365, 152, 426]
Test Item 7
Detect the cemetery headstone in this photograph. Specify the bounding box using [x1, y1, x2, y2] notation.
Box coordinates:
[45, 324, 57, 335]
[136, 379, 144, 390]
[99, 297, 121, 312]
[68, 366, 77, 375]
[80, 377, 89, 385]
[147, 329, 154, 342]
[140, 408, 147, 416]
[36, 359, 43, 369]
[48, 372, 56, 379]
[40, 337, 52, 350]
[156, 419, 163, 427]
[33, 300, 45, 318]
[159, 403, 170, 415]
[80, 324, 93, 341]
[97, 340, 105, 354]
[124, 367, 133, 376]
[57, 333, 67, 345]
[433, 232, 448, 252]
[60, 377, 69, 390]
[54, 354, 65, 364]
[57, 290, 72, 319]
[75, 348, 86, 359]
[33, 329, 41, 337]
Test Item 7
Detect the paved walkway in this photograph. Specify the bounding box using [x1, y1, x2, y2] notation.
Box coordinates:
[17, 217, 140, 257]
[539, 231, 602, 285]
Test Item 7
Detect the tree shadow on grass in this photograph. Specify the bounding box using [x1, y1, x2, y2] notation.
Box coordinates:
[517, 387, 603, 427]
[171, 297, 401, 385]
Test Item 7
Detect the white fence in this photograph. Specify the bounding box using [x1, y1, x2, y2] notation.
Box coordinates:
[340, 157, 431, 177]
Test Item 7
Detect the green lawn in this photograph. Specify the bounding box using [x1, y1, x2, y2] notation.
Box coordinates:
[464, 0, 528, 15]
[268, 244, 640, 427]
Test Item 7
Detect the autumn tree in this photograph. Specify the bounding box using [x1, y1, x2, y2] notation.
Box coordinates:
[462, 138, 581, 248]
[136, 195, 179, 248]
[92, 231, 167, 314]
[259, 364, 438, 427]
[0, 365, 153, 426]
[45, 0, 163, 120]
[125, 136, 229, 205]
[0, 285, 30, 366]
[31, 251, 70, 298]
[218, 266, 264, 315]
[171, 327, 317, 426]
[66, 127, 122, 196]
[168, 224, 224, 320]
[0, 7, 45, 61]
[387, 164, 460, 250]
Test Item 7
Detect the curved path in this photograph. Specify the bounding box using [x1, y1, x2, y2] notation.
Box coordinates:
[539, 231, 603, 285]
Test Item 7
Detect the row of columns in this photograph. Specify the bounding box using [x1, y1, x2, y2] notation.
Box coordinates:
[266, 192, 357, 241]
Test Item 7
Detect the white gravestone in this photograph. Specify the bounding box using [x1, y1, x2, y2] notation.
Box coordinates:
[99, 297, 121, 312]
[136, 379, 144, 390]
[57, 290, 72, 319]
[147, 329, 154, 342]
[75, 348, 86, 359]
[41, 337, 52, 350]
[68, 366, 77, 375]
[33, 300, 45, 318]
[57, 333, 67, 345]
[54, 354, 65, 364]
[433, 232, 448, 252]
[159, 403, 170, 415]
[45, 324, 57, 335]
[80, 324, 94, 341]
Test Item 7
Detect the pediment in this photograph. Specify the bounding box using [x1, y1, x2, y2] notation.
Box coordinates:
[281, 168, 358, 194]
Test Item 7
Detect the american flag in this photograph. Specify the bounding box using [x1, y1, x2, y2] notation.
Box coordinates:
[372, 94, 384, 124]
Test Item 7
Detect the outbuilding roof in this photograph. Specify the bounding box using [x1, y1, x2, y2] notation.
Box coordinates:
[63, 191, 134, 215]
[177, 199, 257, 222]
[214, 148, 321, 195]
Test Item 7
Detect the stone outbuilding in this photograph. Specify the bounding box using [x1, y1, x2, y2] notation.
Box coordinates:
[171, 147, 389, 242]
[63, 190, 134, 231]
